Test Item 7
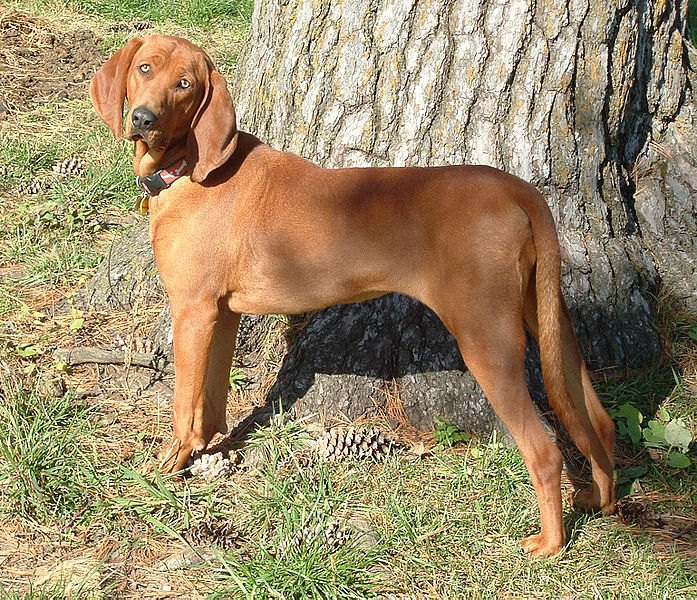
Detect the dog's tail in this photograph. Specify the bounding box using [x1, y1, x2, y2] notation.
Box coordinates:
[520, 189, 589, 448]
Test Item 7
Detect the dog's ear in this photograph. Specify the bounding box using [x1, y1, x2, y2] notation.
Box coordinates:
[187, 70, 239, 183]
[89, 38, 144, 139]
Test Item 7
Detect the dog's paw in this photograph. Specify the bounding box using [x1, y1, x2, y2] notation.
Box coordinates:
[157, 438, 194, 474]
[519, 533, 564, 557]
[573, 487, 616, 515]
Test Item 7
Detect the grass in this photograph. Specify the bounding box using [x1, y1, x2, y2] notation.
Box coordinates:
[0, 1, 695, 598]
[9, 0, 253, 30]
[0, 100, 137, 295]
[0, 376, 99, 522]
[74, 0, 253, 30]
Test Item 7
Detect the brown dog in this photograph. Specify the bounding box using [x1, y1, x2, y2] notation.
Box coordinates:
[90, 35, 616, 556]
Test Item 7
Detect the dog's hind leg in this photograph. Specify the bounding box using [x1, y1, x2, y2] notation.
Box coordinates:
[523, 287, 616, 514]
[431, 284, 566, 557]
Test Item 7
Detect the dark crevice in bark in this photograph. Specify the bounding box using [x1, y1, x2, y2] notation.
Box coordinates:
[598, 1, 634, 240]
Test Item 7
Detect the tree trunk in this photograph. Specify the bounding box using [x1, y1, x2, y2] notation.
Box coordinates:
[226, 0, 695, 428]
[81, 0, 696, 436]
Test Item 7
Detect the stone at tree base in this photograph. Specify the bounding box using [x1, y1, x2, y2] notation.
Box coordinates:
[78, 221, 164, 311]
[267, 294, 511, 433]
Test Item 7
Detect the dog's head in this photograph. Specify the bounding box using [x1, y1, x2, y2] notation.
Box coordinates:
[89, 35, 238, 182]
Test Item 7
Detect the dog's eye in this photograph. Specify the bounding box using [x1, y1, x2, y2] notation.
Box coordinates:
[139, 64, 151, 74]
[178, 78, 191, 89]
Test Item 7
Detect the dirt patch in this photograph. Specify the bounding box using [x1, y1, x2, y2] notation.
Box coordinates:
[0, 11, 106, 116]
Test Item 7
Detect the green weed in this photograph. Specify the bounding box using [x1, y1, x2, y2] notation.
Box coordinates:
[1, 588, 74, 600]
[0, 118, 137, 287]
[433, 415, 472, 449]
[106, 465, 205, 539]
[229, 366, 249, 392]
[243, 411, 313, 474]
[610, 401, 692, 464]
[206, 414, 386, 598]
[212, 540, 383, 600]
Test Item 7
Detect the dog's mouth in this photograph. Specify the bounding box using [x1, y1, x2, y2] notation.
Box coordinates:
[125, 128, 167, 151]
[126, 127, 151, 143]
[125, 125, 146, 142]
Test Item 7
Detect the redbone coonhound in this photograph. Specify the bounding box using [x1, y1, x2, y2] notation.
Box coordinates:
[90, 35, 616, 556]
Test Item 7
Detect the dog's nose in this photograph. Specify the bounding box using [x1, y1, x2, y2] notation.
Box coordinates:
[131, 106, 158, 131]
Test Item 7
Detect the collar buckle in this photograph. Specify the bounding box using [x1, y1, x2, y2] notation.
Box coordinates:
[136, 172, 166, 197]
[136, 158, 189, 198]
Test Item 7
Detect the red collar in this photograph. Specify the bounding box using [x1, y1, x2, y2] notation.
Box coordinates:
[136, 158, 188, 197]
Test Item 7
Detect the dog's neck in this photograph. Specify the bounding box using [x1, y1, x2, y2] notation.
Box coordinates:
[133, 139, 187, 178]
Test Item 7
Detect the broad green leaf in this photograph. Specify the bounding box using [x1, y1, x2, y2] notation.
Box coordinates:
[455, 431, 472, 443]
[618, 403, 643, 425]
[16, 344, 41, 358]
[642, 420, 667, 448]
[70, 317, 85, 330]
[666, 452, 691, 469]
[627, 420, 642, 446]
[619, 465, 648, 482]
[616, 481, 633, 499]
[664, 419, 693, 453]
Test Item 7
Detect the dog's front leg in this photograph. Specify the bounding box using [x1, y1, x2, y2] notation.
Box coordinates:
[158, 301, 240, 473]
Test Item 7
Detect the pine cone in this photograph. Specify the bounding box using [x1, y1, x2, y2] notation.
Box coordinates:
[188, 451, 236, 481]
[52, 157, 86, 177]
[16, 179, 50, 195]
[131, 20, 153, 31]
[318, 426, 391, 461]
[616, 496, 662, 528]
[188, 517, 241, 550]
[286, 519, 349, 553]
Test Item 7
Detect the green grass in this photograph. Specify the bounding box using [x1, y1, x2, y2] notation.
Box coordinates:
[212, 447, 385, 598]
[0, 376, 101, 522]
[691, 0, 697, 45]
[0, 372, 694, 596]
[200, 418, 696, 597]
[73, 0, 253, 29]
[13, 0, 253, 30]
[0, 102, 137, 291]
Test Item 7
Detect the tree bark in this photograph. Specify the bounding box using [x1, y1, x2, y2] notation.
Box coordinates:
[78, 221, 164, 311]
[226, 0, 695, 428]
[81, 0, 696, 436]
